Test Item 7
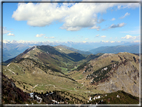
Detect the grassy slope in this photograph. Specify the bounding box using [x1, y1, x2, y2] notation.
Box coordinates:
[54, 45, 75, 54]
[68, 52, 140, 97]
[2, 45, 140, 103]
[3, 58, 103, 102]
[2, 73, 36, 104]
[88, 90, 139, 104]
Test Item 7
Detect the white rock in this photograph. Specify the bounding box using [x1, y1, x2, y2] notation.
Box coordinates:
[98, 96, 100, 99]
[117, 95, 120, 98]
[89, 97, 92, 101]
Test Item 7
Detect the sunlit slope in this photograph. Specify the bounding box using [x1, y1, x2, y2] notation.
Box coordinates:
[2, 45, 105, 100]
[3, 58, 81, 93]
[69, 52, 140, 97]
[54, 45, 75, 54]
[54, 45, 91, 55]
[3, 59, 102, 101]
[88, 90, 139, 104]
[3, 44, 140, 102]
[9, 45, 89, 73]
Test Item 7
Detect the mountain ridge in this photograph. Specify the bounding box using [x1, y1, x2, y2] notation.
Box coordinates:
[55, 45, 91, 55]
[2, 44, 140, 104]
[90, 45, 139, 54]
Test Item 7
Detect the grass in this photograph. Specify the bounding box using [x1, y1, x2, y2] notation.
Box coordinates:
[89, 90, 139, 104]
[3, 61, 102, 101]
[54, 46, 75, 54]
[3, 47, 140, 103]
[3, 61, 82, 93]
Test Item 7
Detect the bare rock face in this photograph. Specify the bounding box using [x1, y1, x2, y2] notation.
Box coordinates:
[86, 52, 140, 97]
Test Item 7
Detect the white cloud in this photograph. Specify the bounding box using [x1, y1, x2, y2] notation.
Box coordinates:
[102, 40, 109, 43]
[43, 36, 55, 39]
[36, 34, 44, 37]
[101, 35, 106, 38]
[111, 18, 115, 21]
[44, 36, 48, 39]
[82, 41, 87, 43]
[109, 23, 125, 28]
[121, 35, 137, 39]
[120, 12, 130, 19]
[7, 33, 14, 36]
[110, 41, 115, 43]
[117, 3, 140, 9]
[1, 27, 11, 34]
[85, 38, 88, 40]
[3, 40, 10, 43]
[96, 34, 99, 37]
[91, 25, 100, 31]
[12, 3, 139, 31]
[12, 3, 120, 31]
[98, 19, 105, 23]
[119, 23, 125, 27]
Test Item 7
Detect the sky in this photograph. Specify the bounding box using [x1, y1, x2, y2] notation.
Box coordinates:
[2, 1, 140, 44]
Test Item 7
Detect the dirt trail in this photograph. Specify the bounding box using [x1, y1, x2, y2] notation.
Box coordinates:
[30, 84, 38, 91]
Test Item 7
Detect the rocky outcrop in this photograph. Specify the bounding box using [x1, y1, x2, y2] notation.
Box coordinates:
[86, 52, 140, 97]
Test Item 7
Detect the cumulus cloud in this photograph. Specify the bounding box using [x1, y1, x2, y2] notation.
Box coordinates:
[111, 18, 115, 21]
[120, 12, 130, 19]
[101, 35, 106, 38]
[36, 34, 44, 37]
[121, 35, 137, 39]
[109, 23, 125, 28]
[12, 3, 120, 31]
[7, 33, 14, 36]
[12, 3, 139, 31]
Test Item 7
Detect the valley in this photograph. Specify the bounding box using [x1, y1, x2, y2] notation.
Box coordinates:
[2, 2, 141, 105]
[2, 45, 140, 104]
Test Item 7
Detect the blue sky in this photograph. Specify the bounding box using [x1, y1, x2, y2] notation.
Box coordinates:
[3, 2, 140, 44]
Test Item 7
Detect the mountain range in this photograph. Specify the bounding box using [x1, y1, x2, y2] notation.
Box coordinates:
[2, 44, 140, 104]
[2, 42, 140, 62]
[90, 45, 139, 54]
